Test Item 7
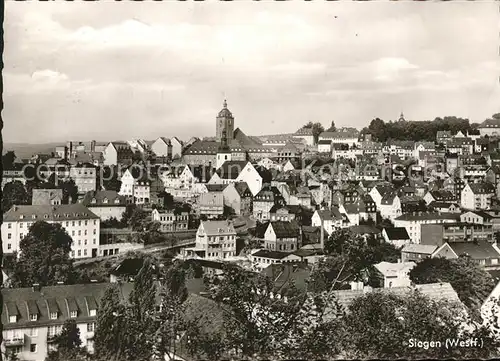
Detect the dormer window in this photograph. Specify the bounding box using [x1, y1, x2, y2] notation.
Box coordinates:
[70, 311, 77, 318]
[32, 215, 36, 219]
[89, 309, 96, 317]
[103, 198, 108, 204]
[91, 198, 97, 204]
[9, 315, 17, 323]
[50, 312, 58, 320]
[30, 313, 38, 321]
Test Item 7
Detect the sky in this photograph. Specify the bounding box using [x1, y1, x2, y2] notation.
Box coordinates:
[3, 1, 500, 144]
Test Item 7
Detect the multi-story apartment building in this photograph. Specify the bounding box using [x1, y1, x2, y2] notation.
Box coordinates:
[69, 164, 97, 194]
[394, 212, 459, 244]
[461, 182, 495, 211]
[151, 209, 189, 232]
[80, 190, 127, 221]
[421, 222, 494, 247]
[183, 220, 237, 260]
[2, 204, 100, 259]
[197, 192, 224, 219]
[103, 142, 134, 166]
[1, 283, 133, 361]
[263, 221, 301, 252]
[119, 169, 151, 205]
[253, 186, 285, 222]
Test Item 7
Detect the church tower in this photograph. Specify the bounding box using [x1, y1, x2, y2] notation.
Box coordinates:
[216, 99, 235, 143]
[216, 128, 232, 169]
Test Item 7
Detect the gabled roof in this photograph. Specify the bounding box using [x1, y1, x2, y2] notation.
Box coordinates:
[395, 212, 460, 222]
[480, 118, 500, 128]
[110, 258, 145, 277]
[205, 184, 228, 192]
[402, 244, 438, 254]
[3, 204, 99, 222]
[315, 207, 343, 221]
[448, 241, 500, 260]
[2, 283, 134, 330]
[198, 192, 224, 206]
[383, 227, 410, 240]
[251, 249, 290, 260]
[216, 161, 249, 180]
[349, 225, 381, 235]
[233, 181, 252, 197]
[81, 190, 127, 207]
[381, 192, 398, 205]
[468, 182, 495, 194]
[260, 263, 310, 292]
[268, 221, 300, 239]
[201, 220, 236, 235]
[429, 189, 456, 200]
[374, 261, 416, 277]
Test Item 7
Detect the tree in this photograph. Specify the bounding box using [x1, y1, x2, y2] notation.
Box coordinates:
[326, 120, 337, 132]
[94, 285, 128, 361]
[342, 290, 499, 359]
[322, 230, 401, 284]
[302, 122, 325, 144]
[188, 266, 344, 359]
[45, 320, 88, 361]
[122, 205, 148, 231]
[409, 256, 494, 320]
[2, 180, 29, 212]
[2, 151, 16, 169]
[10, 221, 76, 287]
[46, 174, 79, 203]
[99, 166, 122, 192]
[154, 261, 190, 360]
[158, 191, 175, 210]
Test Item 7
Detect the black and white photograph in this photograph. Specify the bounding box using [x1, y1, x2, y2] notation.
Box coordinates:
[1, 1, 500, 360]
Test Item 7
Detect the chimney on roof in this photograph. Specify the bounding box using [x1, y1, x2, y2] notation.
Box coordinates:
[32, 283, 41, 292]
[13, 205, 18, 212]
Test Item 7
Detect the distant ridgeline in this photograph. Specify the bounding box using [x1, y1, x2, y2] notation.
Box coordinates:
[361, 115, 498, 142]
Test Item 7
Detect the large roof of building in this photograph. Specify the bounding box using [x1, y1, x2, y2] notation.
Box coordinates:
[374, 261, 416, 277]
[468, 182, 495, 194]
[383, 227, 410, 240]
[3, 204, 99, 222]
[395, 212, 459, 222]
[201, 220, 236, 235]
[402, 244, 438, 254]
[268, 221, 300, 238]
[251, 249, 290, 260]
[216, 161, 249, 180]
[198, 192, 224, 206]
[2, 283, 133, 330]
[81, 190, 127, 207]
[331, 282, 461, 313]
[480, 118, 500, 128]
[448, 241, 500, 260]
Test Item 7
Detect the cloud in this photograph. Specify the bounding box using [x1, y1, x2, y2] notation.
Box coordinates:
[3, 1, 499, 143]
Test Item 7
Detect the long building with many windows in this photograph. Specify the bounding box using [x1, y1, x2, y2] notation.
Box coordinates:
[1, 204, 100, 259]
[1, 283, 133, 361]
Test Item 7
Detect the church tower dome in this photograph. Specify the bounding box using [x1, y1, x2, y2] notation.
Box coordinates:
[216, 99, 235, 142]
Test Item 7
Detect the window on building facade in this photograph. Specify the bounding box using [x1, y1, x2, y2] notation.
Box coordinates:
[30, 344, 37, 353]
